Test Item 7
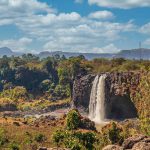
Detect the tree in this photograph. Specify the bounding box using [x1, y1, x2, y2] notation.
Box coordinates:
[66, 109, 80, 130]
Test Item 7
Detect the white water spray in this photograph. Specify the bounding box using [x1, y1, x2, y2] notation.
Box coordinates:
[89, 74, 106, 124]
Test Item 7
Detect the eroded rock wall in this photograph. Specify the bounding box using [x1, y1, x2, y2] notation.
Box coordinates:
[72, 72, 139, 119]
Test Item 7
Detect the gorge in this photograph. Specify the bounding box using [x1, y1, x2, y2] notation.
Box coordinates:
[73, 72, 138, 122]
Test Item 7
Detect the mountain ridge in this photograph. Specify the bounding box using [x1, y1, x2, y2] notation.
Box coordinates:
[0, 47, 150, 60]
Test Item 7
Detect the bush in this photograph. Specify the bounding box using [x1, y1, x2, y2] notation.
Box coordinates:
[140, 117, 150, 136]
[34, 133, 46, 142]
[53, 84, 70, 98]
[39, 79, 54, 92]
[52, 130, 65, 146]
[0, 128, 8, 146]
[9, 142, 20, 150]
[66, 109, 80, 130]
[52, 129, 96, 150]
[74, 132, 96, 149]
[108, 122, 124, 144]
[64, 136, 82, 150]
[0, 86, 28, 102]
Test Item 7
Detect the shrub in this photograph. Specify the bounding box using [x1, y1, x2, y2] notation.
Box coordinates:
[52, 130, 65, 146]
[52, 130, 96, 150]
[53, 84, 70, 98]
[34, 133, 46, 142]
[66, 109, 80, 130]
[64, 137, 82, 150]
[140, 117, 150, 136]
[0, 86, 28, 102]
[73, 131, 96, 149]
[9, 142, 20, 150]
[39, 79, 54, 92]
[108, 122, 124, 144]
[0, 128, 8, 146]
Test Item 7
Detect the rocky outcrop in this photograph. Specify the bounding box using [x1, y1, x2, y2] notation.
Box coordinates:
[102, 135, 150, 150]
[72, 74, 95, 111]
[0, 104, 17, 112]
[122, 135, 149, 149]
[103, 145, 123, 150]
[72, 72, 139, 119]
[38, 148, 69, 150]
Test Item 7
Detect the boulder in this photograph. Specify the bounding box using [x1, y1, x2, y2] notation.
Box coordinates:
[102, 135, 150, 150]
[102, 145, 123, 150]
[0, 104, 17, 112]
[122, 135, 147, 149]
[132, 142, 150, 150]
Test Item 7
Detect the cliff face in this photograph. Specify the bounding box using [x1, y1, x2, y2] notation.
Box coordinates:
[72, 74, 95, 110]
[72, 72, 139, 119]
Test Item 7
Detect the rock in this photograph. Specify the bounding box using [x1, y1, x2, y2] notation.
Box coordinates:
[103, 135, 150, 150]
[38, 148, 69, 150]
[132, 142, 150, 150]
[38, 148, 47, 150]
[13, 121, 20, 126]
[79, 117, 96, 130]
[0, 104, 17, 112]
[122, 135, 147, 149]
[72, 74, 95, 111]
[102, 145, 123, 150]
[72, 72, 139, 119]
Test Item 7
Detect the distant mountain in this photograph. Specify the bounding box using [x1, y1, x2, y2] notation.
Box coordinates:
[38, 51, 114, 60]
[115, 48, 150, 60]
[38, 48, 150, 60]
[0, 47, 150, 60]
[0, 47, 14, 56]
[0, 47, 22, 57]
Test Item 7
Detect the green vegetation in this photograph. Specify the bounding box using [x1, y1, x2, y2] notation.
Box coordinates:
[131, 72, 150, 136]
[52, 109, 97, 150]
[9, 142, 20, 150]
[108, 122, 124, 144]
[0, 128, 8, 146]
[66, 109, 81, 130]
[53, 130, 96, 150]
[0, 54, 149, 149]
[0, 55, 149, 110]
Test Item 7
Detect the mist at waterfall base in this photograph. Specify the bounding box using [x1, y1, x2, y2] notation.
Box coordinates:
[89, 74, 107, 124]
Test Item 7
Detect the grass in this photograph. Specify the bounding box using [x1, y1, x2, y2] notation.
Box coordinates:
[0, 117, 64, 150]
[17, 98, 71, 111]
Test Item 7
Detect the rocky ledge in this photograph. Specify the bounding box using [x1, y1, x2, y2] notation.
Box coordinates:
[103, 135, 150, 150]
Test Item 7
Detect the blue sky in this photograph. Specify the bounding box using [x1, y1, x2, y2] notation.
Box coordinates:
[0, 0, 150, 53]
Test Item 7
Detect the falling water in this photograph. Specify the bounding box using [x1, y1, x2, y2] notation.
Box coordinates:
[89, 74, 106, 124]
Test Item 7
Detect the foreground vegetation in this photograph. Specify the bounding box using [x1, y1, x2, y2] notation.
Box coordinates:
[0, 109, 148, 150]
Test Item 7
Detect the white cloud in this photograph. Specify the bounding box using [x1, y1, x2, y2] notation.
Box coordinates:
[140, 22, 150, 34]
[91, 44, 120, 53]
[75, 0, 83, 4]
[88, 0, 150, 9]
[0, 0, 55, 25]
[0, 0, 138, 53]
[88, 11, 114, 20]
[0, 38, 32, 51]
[143, 38, 150, 46]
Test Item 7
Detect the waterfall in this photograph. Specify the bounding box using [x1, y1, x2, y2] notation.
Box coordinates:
[89, 74, 106, 123]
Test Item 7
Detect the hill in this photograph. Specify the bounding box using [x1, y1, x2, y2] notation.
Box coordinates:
[0, 47, 150, 60]
[38, 48, 150, 60]
[0, 47, 22, 57]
